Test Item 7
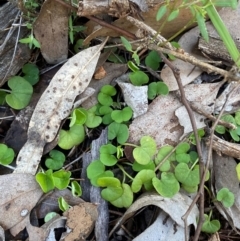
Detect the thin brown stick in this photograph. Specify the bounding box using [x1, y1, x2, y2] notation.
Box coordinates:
[189, 101, 236, 130]
[158, 52, 204, 241]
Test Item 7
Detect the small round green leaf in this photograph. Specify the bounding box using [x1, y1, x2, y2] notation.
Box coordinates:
[155, 145, 175, 172]
[217, 188, 235, 208]
[36, 169, 54, 193]
[97, 177, 123, 201]
[132, 161, 155, 171]
[85, 106, 102, 128]
[201, 214, 220, 234]
[100, 85, 117, 96]
[129, 70, 149, 86]
[6, 76, 33, 109]
[111, 107, 133, 123]
[133, 136, 157, 165]
[52, 169, 71, 190]
[108, 122, 129, 144]
[175, 163, 200, 186]
[145, 50, 161, 70]
[0, 144, 15, 165]
[111, 183, 133, 208]
[152, 173, 180, 198]
[45, 150, 65, 170]
[100, 144, 117, 166]
[131, 169, 156, 193]
[22, 63, 39, 85]
[58, 124, 85, 150]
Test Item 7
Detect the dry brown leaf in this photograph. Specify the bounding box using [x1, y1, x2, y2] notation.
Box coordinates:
[128, 81, 223, 147]
[62, 203, 98, 241]
[0, 173, 43, 231]
[83, 0, 195, 44]
[14, 41, 107, 175]
[34, 0, 70, 64]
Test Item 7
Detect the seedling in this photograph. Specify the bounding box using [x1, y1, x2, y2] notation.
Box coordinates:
[0, 144, 15, 166]
[45, 150, 66, 170]
[0, 76, 33, 110]
[36, 169, 71, 193]
[108, 122, 129, 144]
[216, 188, 235, 208]
[58, 197, 71, 211]
[145, 50, 162, 70]
[152, 173, 180, 198]
[201, 211, 221, 234]
[148, 81, 169, 100]
[68, 14, 86, 45]
[133, 136, 157, 165]
[19, 31, 40, 49]
[0, 63, 39, 109]
[71, 180, 82, 197]
[58, 124, 85, 150]
[100, 144, 118, 166]
[215, 114, 240, 142]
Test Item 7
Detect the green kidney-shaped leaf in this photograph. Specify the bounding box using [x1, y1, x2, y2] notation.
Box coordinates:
[87, 160, 105, 180]
[129, 70, 149, 86]
[58, 124, 85, 150]
[52, 170, 71, 190]
[22, 63, 39, 85]
[6, 76, 33, 109]
[152, 173, 180, 198]
[148, 82, 169, 100]
[85, 106, 102, 128]
[133, 136, 157, 165]
[111, 183, 133, 208]
[36, 169, 55, 193]
[132, 161, 155, 172]
[217, 188, 235, 208]
[131, 169, 156, 193]
[100, 85, 117, 96]
[155, 145, 175, 172]
[97, 177, 123, 201]
[175, 163, 200, 186]
[100, 144, 117, 166]
[111, 106, 133, 123]
[0, 144, 15, 165]
[108, 122, 129, 144]
[45, 150, 65, 170]
[201, 214, 220, 234]
[70, 108, 87, 127]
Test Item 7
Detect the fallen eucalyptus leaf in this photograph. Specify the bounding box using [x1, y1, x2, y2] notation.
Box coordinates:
[0, 173, 43, 230]
[14, 40, 107, 175]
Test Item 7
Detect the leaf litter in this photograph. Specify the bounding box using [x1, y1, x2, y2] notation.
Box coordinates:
[2, 1, 240, 240]
[14, 39, 107, 175]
